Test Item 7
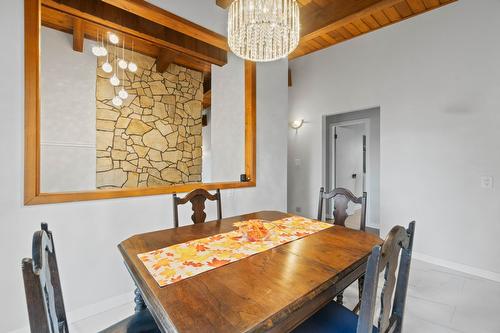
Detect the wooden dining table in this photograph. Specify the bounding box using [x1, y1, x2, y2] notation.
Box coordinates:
[118, 211, 382, 333]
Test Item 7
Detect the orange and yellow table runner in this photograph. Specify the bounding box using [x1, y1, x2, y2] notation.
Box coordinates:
[138, 216, 332, 287]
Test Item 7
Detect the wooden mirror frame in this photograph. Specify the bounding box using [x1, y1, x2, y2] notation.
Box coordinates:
[24, 0, 256, 205]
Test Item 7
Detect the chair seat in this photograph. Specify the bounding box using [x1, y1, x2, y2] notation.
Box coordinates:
[293, 301, 378, 333]
[100, 309, 161, 333]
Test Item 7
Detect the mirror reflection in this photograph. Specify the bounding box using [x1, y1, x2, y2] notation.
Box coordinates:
[40, 17, 244, 193]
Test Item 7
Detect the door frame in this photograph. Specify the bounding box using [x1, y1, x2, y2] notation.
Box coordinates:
[327, 119, 370, 219]
[321, 107, 380, 226]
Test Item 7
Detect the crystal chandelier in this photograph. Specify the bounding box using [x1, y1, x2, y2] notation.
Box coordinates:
[228, 0, 300, 62]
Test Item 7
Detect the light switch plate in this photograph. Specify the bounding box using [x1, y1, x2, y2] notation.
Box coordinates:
[480, 176, 494, 189]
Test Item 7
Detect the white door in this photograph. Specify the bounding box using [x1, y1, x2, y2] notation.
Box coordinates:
[332, 123, 366, 215]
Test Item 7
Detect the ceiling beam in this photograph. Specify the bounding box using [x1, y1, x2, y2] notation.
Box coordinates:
[72, 17, 83, 52]
[41, 0, 227, 67]
[156, 49, 180, 73]
[102, 0, 228, 51]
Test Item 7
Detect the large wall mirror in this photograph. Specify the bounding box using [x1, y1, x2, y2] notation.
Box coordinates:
[25, 0, 256, 205]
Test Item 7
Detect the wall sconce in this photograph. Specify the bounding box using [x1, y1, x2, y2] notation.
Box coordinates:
[289, 119, 304, 130]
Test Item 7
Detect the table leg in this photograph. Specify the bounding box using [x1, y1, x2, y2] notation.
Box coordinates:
[358, 275, 365, 302]
[134, 287, 147, 312]
[352, 275, 365, 313]
[336, 292, 344, 305]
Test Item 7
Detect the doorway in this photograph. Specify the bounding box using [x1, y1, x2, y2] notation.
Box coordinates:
[323, 108, 380, 228]
[332, 121, 367, 198]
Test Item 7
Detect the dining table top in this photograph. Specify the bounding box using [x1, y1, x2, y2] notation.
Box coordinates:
[118, 210, 383, 333]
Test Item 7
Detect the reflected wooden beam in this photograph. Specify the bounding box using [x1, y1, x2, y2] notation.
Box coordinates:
[203, 73, 211, 94]
[41, 0, 227, 66]
[202, 72, 211, 108]
[174, 56, 211, 74]
[72, 18, 83, 52]
[102, 0, 228, 51]
[203, 90, 211, 108]
[157, 49, 179, 73]
[42, 6, 213, 74]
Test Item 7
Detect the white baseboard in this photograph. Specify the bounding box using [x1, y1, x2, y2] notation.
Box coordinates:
[413, 252, 500, 283]
[9, 290, 135, 333]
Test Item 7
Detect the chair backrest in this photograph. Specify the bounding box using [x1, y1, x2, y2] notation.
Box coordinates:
[317, 187, 367, 231]
[172, 188, 222, 227]
[22, 223, 68, 333]
[357, 221, 416, 333]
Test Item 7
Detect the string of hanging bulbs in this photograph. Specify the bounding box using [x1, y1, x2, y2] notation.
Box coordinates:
[92, 32, 138, 107]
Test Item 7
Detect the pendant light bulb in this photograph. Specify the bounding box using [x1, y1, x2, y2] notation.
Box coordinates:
[102, 62, 112, 73]
[128, 41, 137, 72]
[118, 59, 128, 69]
[118, 88, 128, 99]
[92, 31, 102, 56]
[109, 33, 119, 45]
[99, 47, 108, 57]
[92, 45, 101, 56]
[128, 62, 137, 73]
[112, 96, 123, 107]
[110, 74, 120, 86]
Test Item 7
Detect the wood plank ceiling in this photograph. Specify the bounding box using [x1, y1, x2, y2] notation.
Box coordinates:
[216, 0, 457, 60]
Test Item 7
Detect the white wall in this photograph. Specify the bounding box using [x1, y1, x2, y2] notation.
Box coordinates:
[40, 27, 97, 192]
[0, 1, 288, 332]
[288, 0, 500, 279]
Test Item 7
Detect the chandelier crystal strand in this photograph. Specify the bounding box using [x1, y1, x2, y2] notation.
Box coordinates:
[228, 0, 299, 62]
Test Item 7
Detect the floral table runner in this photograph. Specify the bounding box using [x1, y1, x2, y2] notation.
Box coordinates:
[138, 216, 333, 287]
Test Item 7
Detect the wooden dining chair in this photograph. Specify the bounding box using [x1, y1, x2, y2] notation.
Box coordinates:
[293, 221, 416, 333]
[22, 223, 160, 333]
[317, 187, 367, 231]
[317, 186, 368, 306]
[172, 188, 222, 227]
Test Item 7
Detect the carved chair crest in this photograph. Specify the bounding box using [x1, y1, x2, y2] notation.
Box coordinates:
[173, 189, 222, 227]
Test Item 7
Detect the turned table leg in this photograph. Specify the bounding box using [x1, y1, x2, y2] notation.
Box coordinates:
[358, 275, 365, 302]
[336, 292, 344, 305]
[134, 288, 147, 312]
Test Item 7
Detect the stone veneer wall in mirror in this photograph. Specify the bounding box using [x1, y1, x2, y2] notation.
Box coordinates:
[95, 50, 203, 189]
